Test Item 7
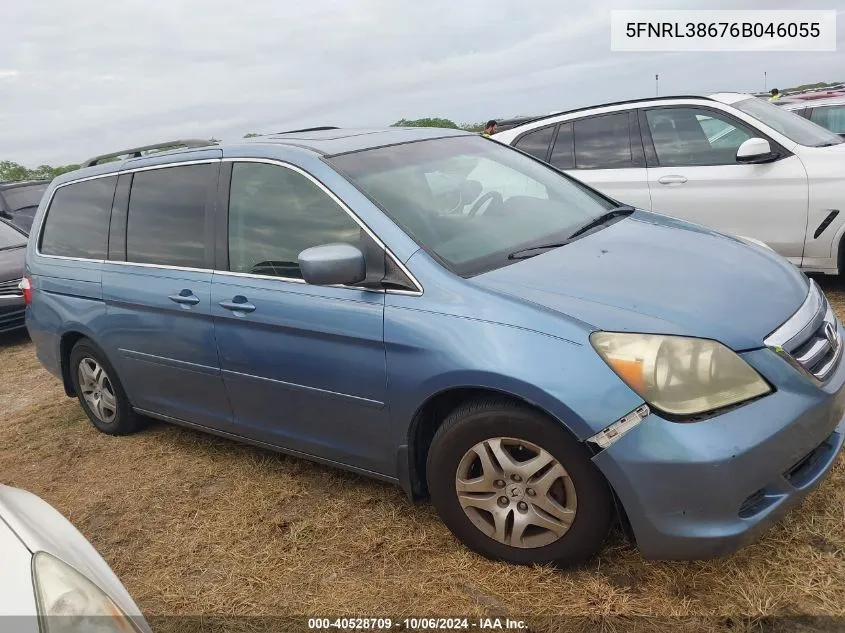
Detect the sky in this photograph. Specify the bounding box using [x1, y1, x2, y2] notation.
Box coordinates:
[2, 0, 844, 166]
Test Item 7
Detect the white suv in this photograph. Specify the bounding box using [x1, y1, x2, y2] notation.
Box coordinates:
[494, 93, 845, 274]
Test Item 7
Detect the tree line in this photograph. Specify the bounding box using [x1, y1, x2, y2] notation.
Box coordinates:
[0, 118, 485, 183]
[0, 160, 82, 183]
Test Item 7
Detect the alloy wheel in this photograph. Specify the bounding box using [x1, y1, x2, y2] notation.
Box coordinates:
[455, 437, 577, 548]
[77, 357, 118, 424]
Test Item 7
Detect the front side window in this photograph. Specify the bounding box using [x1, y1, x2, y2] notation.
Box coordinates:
[573, 113, 633, 170]
[40, 177, 116, 259]
[328, 135, 616, 277]
[646, 108, 753, 166]
[513, 126, 554, 161]
[126, 164, 214, 268]
[809, 105, 845, 135]
[227, 162, 362, 279]
[733, 97, 842, 147]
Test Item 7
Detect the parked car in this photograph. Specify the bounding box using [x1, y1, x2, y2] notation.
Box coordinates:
[0, 484, 151, 632]
[493, 93, 845, 275]
[782, 95, 845, 138]
[0, 180, 49, 234]
[0, 218, 27, 334]
[24, 130, 845, 565]
[771, 89, 845, 105]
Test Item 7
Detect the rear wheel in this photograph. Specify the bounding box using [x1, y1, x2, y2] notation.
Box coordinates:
[427, 398, 614, 566]
[69, 339, 142, 435]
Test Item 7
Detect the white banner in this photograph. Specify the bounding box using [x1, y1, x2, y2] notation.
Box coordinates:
[610, 10, 837, 52]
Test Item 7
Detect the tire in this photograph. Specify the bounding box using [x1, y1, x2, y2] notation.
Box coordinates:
[69, 339, 143, 436]
[427, 398, 614, 567]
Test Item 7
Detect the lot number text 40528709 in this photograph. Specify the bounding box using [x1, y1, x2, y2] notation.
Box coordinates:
[307, 617, 528, 630]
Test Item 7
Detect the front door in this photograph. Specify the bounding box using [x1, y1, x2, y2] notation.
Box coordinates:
[641, 106, 809, 266]
[210, 160, 391, 475]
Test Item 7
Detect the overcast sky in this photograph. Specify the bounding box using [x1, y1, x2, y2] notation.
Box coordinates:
[3, 0, 844, 166]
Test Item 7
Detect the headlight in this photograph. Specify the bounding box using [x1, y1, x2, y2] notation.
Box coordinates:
[591, 332, 771, 416]
[32, 552, 140, 633]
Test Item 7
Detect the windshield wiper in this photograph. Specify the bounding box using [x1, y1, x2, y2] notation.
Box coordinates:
[508, 242, 570, 260]
[814, 140, 843, 147]
[506, 206, 635, 261]
[565, 205, 635, 241]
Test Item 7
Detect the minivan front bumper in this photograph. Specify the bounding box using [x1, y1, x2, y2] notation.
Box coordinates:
[593, 343, 845, 560]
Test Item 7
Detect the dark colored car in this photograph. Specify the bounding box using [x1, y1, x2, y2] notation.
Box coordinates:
[0, 180, 50, 235]
[0, 218, 27, 334]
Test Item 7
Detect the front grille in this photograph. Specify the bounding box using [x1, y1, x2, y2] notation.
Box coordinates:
[765, 280, 842, 383]
[790, 318, 841, 380]
[0, 278, 22, 295]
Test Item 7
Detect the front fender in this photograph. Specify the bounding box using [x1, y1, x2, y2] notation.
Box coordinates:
[385, 303, 644, 445]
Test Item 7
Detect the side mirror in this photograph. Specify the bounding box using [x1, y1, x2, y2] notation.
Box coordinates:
[736, 138, 776, 164]
[298, 243, 366, 286]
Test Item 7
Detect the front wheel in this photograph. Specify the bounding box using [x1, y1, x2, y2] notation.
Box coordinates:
[426, 399, 614, 566]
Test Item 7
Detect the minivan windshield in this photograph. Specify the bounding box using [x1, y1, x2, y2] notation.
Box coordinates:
[329, 135, 617, 276]
[733, 97, 843, 147]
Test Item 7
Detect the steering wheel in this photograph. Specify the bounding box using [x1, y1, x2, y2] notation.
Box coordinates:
[468, 191, 504, 217]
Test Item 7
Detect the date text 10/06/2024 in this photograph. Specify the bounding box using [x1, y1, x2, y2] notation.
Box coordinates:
[307, 617, 528, 630]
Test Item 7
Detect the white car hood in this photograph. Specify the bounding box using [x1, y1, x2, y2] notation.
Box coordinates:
[0, 516, 39, 625]
[0, 485, 149, 627]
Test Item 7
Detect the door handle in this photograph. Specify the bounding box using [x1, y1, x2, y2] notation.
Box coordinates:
[657, 175, 688, 185]
[219, 296, 256, 314]
[168, 290, 200, 306]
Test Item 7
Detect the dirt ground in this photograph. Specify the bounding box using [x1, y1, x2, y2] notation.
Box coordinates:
[2, 279, 845, 633]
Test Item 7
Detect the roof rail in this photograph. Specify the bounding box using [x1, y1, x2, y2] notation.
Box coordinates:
[509, 95, 715, 130]
[273, 126, 340, 135]
[81, 139, 217, 167]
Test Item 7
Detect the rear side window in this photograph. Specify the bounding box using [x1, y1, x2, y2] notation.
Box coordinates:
[227, 162, 362, 280]
[40, 177, 117, 259]
[573, 113, 633, 169]
[126, 164, 215, 268]
[513, 126, 554, 160]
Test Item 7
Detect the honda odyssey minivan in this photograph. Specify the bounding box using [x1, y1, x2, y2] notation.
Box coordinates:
[24, 129, 845, 565]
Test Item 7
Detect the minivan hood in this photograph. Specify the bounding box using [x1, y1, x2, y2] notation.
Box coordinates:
[472, 211, 808, 351]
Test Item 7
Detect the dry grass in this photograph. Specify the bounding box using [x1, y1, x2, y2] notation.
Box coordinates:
[2, 280, 845, 632]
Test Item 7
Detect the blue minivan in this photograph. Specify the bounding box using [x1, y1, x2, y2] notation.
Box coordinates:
[23, 128, 845, 565]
